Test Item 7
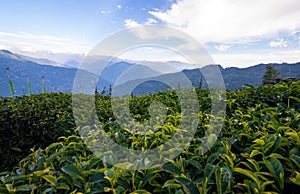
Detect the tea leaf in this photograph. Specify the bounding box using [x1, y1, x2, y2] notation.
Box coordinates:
[263, 157, 284, 191]
[42, 175, 57, 187]
[233, 168, 260, 188]
[162, 163, 181, 176]
[289, 171, 300, 186]
[175, 177, 199, 194]
[162, 180, 182, 189]
[61, 164, 83, 181]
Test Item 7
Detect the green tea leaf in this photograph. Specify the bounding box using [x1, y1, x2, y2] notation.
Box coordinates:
[15, 184, 36, 192]
[175, 177, 199, 194]
[207, 153, 219, 165]
[233, 168, 260, 188]
[61, 164, 83, 181]
[286, 131, 299, 141]
[204, 163, 215, 180]
[206, 134, 217, 150]
[162, 180, 182, 189]
[162, 163, 181, 176]
[290, 154, 300, 169]
[289, 171, 300, 186]
[89, 172, 105, 184]
[263, 157, 284, 191]
[265, 134, 282, 155]
[57, 183, 70, 190]
[253, 139, 265, 146]
[215, 167, 222, 194]
[130, 189, 152, 194]
[250, 150, 262, 158]
[42, 175, 57, 187]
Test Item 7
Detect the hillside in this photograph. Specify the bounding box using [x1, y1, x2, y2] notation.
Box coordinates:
[223, 62, 300, 89]
[0, 50, 164, 96]
[126, 63, 300, 95]
[0, 50, 102, 97]
[0, 50, 71, 96]
[1, 50, 300, 96]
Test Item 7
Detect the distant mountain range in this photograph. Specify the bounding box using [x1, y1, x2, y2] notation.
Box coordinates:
[15, 50, 85, 68]
[0, 50, 166, 96]
[1, 49, 300, 97]
[0, 50, 91, 97]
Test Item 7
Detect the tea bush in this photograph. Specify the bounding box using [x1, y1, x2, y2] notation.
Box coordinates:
[0, 93, 76, 170]
[0, 81, 300, 193]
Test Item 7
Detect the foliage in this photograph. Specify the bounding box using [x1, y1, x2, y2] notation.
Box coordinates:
[263, 65, 280, 80]
[0, 93, 75, 171]
[6, 67, 15, 97]
[25, 74, 33, 96]
[0, 81, 300, 193]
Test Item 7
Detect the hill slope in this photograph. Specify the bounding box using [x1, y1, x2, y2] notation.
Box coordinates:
[1, 50, 300, 96]
[123, 62, 300, 95]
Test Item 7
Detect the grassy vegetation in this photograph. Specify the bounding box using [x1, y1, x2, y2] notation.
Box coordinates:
[0, 81, 299, 193]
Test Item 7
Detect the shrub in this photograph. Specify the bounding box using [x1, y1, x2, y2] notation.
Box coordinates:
[0, 93, 75, 170]
[0, 81, 300, 193]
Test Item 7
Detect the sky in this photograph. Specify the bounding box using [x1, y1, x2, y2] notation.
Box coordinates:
[1, 0, 300, 68]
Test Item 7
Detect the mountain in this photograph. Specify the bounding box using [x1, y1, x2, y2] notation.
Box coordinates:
[165, 61, 198, 71]
[1, 50, 300, 97]
[222, 62, 300, 89]
[123, 60, 196, 73]
[120, 62, 300, 95]
[19, 54, 72, 68]
[0, 50, 107, 97]
[100, 61, 168, 85]
[15, 50, 85, 68]
[63, 60, 81, 68]
[174, 63, 300, 90]
[0, 50, 74, 68]
[0, 50, 166, 96]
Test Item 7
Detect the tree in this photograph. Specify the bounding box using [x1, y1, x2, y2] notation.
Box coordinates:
[262, 65, 280, 85]
[263, 65, 279, 80]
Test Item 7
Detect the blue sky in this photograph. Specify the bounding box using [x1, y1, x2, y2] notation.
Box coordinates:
[1, 0, 300, 67]
[0, 0, 174, 50]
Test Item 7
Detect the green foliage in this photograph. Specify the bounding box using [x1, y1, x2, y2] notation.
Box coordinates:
[0, 81, 300, 193]
[6, 67, 15, 97]
[26, 74, 33, 96]
[263, 65, 280, 80]
[41, 76, 47, 93]
[0, 93, 76, 170]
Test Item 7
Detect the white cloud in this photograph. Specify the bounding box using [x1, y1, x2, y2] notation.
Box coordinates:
[145, 18, 158, 25]
[0, 32, 24, 39]
[149, 0, 300, 44]
[269, 39, 288, 48]
[117, 4, 122, 10]
[0, 44, 10, 50]
[0, 31, 90, 54]
[212, 50, 300, 68]
[19, 32, 74, 44]
[100, 10, 111, 14]
[124, 18, 157, 28]
[124, 19, 140, 28]
[18, 46, 39, 53]
[215, 44, 231, 51]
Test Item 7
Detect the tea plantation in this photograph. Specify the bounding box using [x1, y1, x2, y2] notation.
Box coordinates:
[0, 81, 300, 193]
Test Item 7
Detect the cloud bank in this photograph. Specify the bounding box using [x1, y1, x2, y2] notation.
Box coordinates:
[149, 0, 300, 43]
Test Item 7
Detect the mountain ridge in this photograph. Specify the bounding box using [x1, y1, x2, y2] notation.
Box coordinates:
[119, 62, 300, 95]
[1, 50, 300, 97]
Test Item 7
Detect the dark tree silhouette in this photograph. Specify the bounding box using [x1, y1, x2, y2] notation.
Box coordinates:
[263, 65, 279, 80]
[262, 65, 280, 85]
